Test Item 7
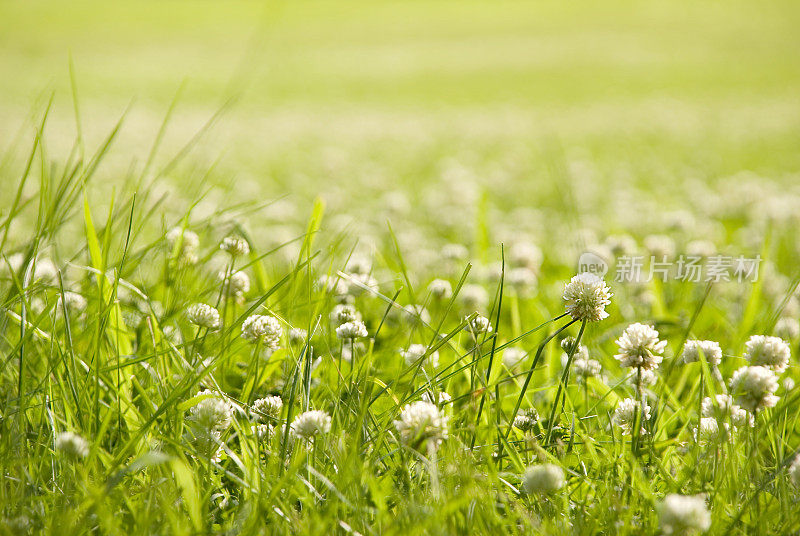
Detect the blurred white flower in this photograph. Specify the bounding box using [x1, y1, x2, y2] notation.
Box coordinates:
[459, 284, 488, 310]
[189, 391, 233, 432]
[220, 236, 250, 257]
[513, 408, 539, 433]
[774, 317, 800, 341]
[290, 410, 332, 441]
[682, 340, 722, 366]
[701, 394, 753, 428]
[427, 279, 453, 300]
[56, 291, 87, 314]
[331, 304, 361, 324]
[402, 344, 439, 368]
[394, 401, 448, 452]
[521, 464, 565, 494]
[789, 456, 800, 487]
[166, 227, 199, 264]
[613, 397, 650, 435]
[55, 431, 89, 459]
[288, 328, 308, 345]
[657, 494, 711, 535]
[502, 347, 527, 370]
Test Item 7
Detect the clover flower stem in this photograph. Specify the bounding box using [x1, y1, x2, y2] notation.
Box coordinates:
[217, 259, 236, 384]
[632, 366, 643, 454]
[351, 338, 356, 377]
[545, 318, 587, 446]
[500, 313, 574, 460]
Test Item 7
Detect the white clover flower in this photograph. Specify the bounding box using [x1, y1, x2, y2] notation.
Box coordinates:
[441, 243, 469, 262]
[657, 494, 711, 535]
[220, 236, 250, 257]
[336, 320, 368, 340]
[560, 343, 589, 367]
[743, 335, 791, 374]
[560, 336, 577, 353]
[187, 303, 221, 330]
[339, 342, 365, 363]
[508, 241, 542, 270]
[627, 368, 658, 387]
[784, 377, 795, 392]
[290, 410, 331, 441]
[774, 317, 799, 341]
[189, 391, 233, 432]
[574, 357, 602, 380]
[459, 284, 488, 310]
[644, 234, 676, 259]
[701, 394, 753, 428]
[31, 258, 59, 282]
[729, 365, 779, 412]
[788, 456, 800, 487]
[694, 417, 728, 444]
[563, 273, 612, 322]
[55, 431, 89, 459]
[402, 304, 431, 326]
[613, 397, 651, 435]
[4, 252, 25, 273]
[502, 347, 527, 370]
[393, 401, 448, 452]
[345, 255, 372, 275]
[427, 279, 453, 300]
[614, 323, 667, 371]
[682, 340, 722, 366]
[402, 344, 439, 368]
[241, 315, 282, 348]
[421, 390, 452, 407]
[507, 267, 537, 289]
[288, 328, 307, 344]
[166, 227, 199, 264]
[252, 423, 273, 441]
[56, 291, 87, 314]
[513, 408, 539, 433]
[218, 270, 250, 298]
[686, 240, 716, 258]
[318, 274, 349, 296]
[252, 396, 283, 421]
[521, 464, 565, 494]
[331, 304, 360, 324]
[345, 273, 379, 297]
[465, 314, 492, 337]
[605, 234, 637, 256]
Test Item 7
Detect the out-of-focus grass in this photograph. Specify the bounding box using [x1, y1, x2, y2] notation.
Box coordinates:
[2, 0, 799, 148]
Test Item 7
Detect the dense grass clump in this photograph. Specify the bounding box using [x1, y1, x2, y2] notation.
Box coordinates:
[0, 107, 799, 535]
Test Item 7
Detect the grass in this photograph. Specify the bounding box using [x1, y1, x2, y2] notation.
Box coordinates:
[1, 0, 800, 534]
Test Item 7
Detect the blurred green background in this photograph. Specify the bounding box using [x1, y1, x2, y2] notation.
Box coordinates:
[2, 0, 800, 202]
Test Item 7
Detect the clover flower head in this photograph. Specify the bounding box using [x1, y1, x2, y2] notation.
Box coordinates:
[522, 464, 565, 494]
[563, 272, 612, 322]
[615, 323, 666, 370]
[187, 303, 221, 330]
[393, 401, 448, 452]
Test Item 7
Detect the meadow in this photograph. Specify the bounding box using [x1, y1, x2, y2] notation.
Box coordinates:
[1, 0, 800, 534]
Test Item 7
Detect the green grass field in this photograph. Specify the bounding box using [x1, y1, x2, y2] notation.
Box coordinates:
[2, 1, 800, 534]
